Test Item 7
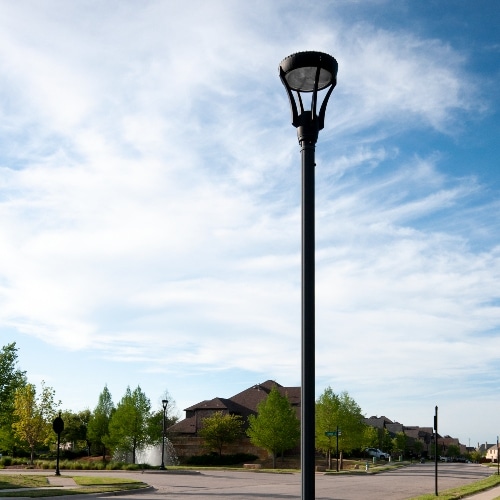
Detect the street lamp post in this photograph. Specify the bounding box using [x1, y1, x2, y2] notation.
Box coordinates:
[52, 412, 64, 477]
[279, 51, 338, 500]
[160, 399, 168, 470]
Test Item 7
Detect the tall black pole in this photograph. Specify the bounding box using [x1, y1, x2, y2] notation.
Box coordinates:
[497, 436, 499, 475]
[301, 133, 316, 500]
[336, 425, 339, 472]
[434, 405, 438, 496]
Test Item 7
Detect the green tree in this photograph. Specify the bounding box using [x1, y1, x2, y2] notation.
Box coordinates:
[61, 409, 91, 454]
[316, 388, 365, 468]
[0, 342, 27, 453]
[87, 385, 114, 461]
[392, 431, 407, 458]
[247, 386, 300, 468]
[470, 449, 483, 463]
[147, 394, 178, 445]
[12, 381, 60, 464]
[199, 411, 243, 457]
[362, 425, 380, 449]
[381, 428, 393, 452]
[447, 444, 460, 459]
[107, 385, 151, 464]
[412, 438, 424, 458]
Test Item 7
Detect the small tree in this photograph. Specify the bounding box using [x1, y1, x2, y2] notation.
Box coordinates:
[316, 388, 365, 469]
[392, 431, 407, 458]
[447, 444, 460, 459]
[0, 342, 27, 453]
[470, 449, 483, 463]
[362, 425, 380, 449]
[61, 409, 91, 454]
[199, 411, 243, 457]
[12, 381, 59, 464]
[412, 439, 424, 458]
[107, 385, 151, 464]
[147, 394, 178, 445]
[247, 386, 300, 468]
[87, 385, 114, 461]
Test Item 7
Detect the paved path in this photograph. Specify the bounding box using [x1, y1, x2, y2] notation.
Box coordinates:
[467, 484, 500, 500]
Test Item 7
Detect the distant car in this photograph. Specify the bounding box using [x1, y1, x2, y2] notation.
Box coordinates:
[365, 448, 390, 460]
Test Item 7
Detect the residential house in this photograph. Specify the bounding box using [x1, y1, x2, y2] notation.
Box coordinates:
[168, 380, 300, 459]
[486, 444, 500, 462]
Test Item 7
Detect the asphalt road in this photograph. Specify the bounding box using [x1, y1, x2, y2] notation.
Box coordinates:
[0, 462, 494, 500]
[90, 462, 494, 499]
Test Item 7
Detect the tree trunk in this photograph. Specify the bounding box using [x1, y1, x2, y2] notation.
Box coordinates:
[272, 452, 276, 469]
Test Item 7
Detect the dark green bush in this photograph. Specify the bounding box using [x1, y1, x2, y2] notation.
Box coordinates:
[0, 456, 12, 466]
[186, 453, 258, 466]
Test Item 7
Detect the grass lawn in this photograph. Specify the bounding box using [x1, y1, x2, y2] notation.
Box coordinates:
[0, 475, 49, 489]
[408, 473, 500, 500]
[0, 474, 147, 497]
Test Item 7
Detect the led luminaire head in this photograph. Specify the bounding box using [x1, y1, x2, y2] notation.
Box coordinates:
[279, 51, 337, 92]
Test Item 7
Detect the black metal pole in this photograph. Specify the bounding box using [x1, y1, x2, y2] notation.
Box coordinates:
[497, 436, 499, 475]
[434, 406, 438, 496]
[160, 405, 166, 470]
[301, 134, 316, 500]
[55, 431, 61, 476]
[52, 413, 64, 477]
[336, 425, 339, 472]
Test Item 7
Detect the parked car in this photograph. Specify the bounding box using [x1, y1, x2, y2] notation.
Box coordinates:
[365, 448, 390, 460]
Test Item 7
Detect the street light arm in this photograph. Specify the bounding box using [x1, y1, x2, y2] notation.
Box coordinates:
[318, 81, 336, 130]
[279, 67, 300, 127]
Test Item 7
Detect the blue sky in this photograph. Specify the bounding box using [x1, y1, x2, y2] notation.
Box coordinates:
[1, 0, 499, 448]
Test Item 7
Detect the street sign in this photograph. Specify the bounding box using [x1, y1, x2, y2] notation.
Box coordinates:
[325, 431, 341, 437]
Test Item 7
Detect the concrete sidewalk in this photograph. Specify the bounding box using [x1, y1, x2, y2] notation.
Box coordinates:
[465, 484, 500, 500]
[46, 475, 78, 487]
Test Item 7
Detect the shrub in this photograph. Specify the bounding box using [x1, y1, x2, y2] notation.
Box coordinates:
[106, 461, 124, 470]
[0, 456, 13, 466]
[124, 463, 140, 470]
[186, 453, 258, 466]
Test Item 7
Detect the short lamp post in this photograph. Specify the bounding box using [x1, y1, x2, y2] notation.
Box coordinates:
[159, 399, 168, 470]
[52, 412, 64, 477]
[279, 51, 338, 500]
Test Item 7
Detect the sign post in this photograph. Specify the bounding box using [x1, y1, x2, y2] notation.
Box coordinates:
[434, 406, 438, 496]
